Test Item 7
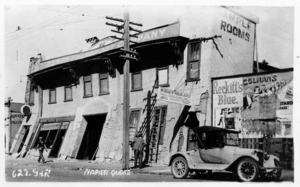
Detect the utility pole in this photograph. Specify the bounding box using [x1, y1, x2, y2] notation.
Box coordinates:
[5, 97, 12, 154]
[106, 10, 142, 170]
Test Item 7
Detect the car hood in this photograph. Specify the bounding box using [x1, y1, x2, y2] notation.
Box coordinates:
[233, 147, 262, 161]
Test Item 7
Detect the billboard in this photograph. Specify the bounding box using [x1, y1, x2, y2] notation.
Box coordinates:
[212, 70, 293, 137]
[212, 77, 243, 129]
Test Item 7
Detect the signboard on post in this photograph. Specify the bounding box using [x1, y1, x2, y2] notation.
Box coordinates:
[157, 87, 192, 106]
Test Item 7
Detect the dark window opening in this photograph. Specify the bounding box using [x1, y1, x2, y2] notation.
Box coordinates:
[77, 114, 106, 160]
[29, 84, 35, 106]
[64, 85, 73, 101]
[49, 88, 56, 104]
[99, 73, 109, 95]
[83, 75, 93, 97]
[33, 122, 70, 158]
[186, 41, 201, 81]
[132, 71, 142, 91]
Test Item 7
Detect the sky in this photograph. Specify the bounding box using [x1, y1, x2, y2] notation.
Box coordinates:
[2, 3, 297, 103]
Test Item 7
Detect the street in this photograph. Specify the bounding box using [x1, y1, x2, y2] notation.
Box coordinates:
[5, 156, 293, 182]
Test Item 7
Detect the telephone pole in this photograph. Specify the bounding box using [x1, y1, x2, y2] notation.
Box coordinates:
[106, 10, 142, 170]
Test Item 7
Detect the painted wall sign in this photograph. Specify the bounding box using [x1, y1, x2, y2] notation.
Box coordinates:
[32, 22, 180, 74]
[10, 113, 24, 125]
[157, 87, 191, 106]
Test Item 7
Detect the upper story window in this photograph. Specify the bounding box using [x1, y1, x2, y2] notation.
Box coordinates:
[186, 41, 201, 82]
[131, 71, 142, 91]
[64, 85, 73, 102]
[99, 72, 109, 95]
[156, 67, 169, 87]
[49, 88, 56, 104]
[83, 75, 93, 97]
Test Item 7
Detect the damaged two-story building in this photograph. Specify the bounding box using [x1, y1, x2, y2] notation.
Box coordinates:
[10, 6, 261, 164]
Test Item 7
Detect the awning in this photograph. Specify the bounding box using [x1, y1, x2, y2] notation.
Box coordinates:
[30, 22, 182, 75]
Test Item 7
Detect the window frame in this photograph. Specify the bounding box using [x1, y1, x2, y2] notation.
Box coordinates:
[129, 109, 141, 129]
[99, 72, 110, 95]
[49, 88, 57, 104]
[131, 71, 143, 92]
[156, 67, 169, 87]
[64, 85, 73, 102]
[83, 75, 93, 98]
[186, 40, 201, 82]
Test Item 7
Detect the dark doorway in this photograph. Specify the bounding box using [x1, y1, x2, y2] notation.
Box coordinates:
[76, 114, 106, 160]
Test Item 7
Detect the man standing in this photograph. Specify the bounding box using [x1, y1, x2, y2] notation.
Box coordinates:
[36, 137, 47, 163]
[131, 133, 145, 168]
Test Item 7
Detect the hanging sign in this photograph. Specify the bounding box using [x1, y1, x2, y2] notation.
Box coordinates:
[157, 87, 192, 105]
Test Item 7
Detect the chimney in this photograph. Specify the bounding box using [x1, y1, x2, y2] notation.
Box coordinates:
[37, 53, 43, 61]
[30, 57, 36, 62]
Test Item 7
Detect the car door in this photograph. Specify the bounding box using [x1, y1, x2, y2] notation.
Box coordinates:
[199, 148, 222, 163]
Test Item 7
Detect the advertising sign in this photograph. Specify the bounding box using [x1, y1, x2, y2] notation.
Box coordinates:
[157, 87, 191, 106]
[241, 72, 293, 119]
[212, 78, 243, 129]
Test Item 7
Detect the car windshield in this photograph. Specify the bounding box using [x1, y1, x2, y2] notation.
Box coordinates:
[224, 132, 239, 146]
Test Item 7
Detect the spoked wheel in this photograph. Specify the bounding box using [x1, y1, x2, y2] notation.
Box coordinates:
[262, 160, 282, 181]
[237, 158, 259, 182]
[171, 156, 189, 179]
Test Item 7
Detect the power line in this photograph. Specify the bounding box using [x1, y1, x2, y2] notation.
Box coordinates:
[6, 6, 83, 41]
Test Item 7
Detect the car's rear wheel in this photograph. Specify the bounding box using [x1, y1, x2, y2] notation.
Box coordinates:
[171, 156, 189, 179]
[236, 158, 259, 182]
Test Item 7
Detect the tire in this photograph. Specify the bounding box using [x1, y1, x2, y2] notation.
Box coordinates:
[236, 158, 259, 182]
[262, 160, 282, 181]
[171, 156, 190, 179]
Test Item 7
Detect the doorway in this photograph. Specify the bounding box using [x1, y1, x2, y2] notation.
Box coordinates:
[76, 114, 106, 160]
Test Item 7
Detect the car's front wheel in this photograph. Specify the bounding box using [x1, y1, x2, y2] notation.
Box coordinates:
[261, 160, 282, 181]
[236, 158, 259, 182]
[171, 156, 189, 179]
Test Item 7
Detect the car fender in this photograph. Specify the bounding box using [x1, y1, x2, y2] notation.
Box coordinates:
[263, 155, 280, 168]
[168, 152, 195, 167]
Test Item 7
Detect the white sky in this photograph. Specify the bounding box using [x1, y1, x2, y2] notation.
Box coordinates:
[1, 2, 297, 103]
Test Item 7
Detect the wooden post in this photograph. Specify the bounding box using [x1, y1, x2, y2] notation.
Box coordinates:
[122, 10, 130, 170]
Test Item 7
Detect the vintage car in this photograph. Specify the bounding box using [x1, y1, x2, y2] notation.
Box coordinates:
[169, 126, 281, 182]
